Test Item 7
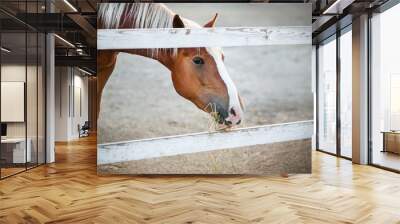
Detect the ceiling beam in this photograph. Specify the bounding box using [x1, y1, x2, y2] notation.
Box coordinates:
[67, 13, 96, 46]
[55, 55, 96, 71]
[322, 0, 356, 14]
[13, 13, 82, 32]
[312, 15, 334, 33]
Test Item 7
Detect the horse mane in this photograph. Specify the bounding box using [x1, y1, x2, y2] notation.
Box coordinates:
[98, 3, 174, 30]
[98, 3, 199, 57]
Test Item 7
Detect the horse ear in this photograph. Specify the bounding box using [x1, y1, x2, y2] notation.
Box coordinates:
[173, 14, 185, 28]
[204, 13, 218, 28]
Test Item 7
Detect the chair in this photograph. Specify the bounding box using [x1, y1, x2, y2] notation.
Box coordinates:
[79, 121, 90, 138]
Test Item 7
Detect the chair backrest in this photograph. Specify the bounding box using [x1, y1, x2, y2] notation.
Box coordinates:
[82, 121, 90, 129]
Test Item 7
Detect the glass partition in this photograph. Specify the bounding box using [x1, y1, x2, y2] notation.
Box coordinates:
[1, 30, 28, 178]
[317, 36, 337, 154]
[26, 0, 43, 169]
[38, 32, 45, 165]
[27, 31, 38, 169]
[0, 1, 46, 179]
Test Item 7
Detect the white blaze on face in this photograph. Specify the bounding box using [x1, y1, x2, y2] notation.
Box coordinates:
[206, 47, 243, 125]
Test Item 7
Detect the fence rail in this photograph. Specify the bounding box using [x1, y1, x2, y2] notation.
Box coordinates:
[97, 26, 311, 50]
[98, 120, 313, 165]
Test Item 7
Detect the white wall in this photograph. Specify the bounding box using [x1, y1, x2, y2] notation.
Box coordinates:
[1, 65, 40, 138]
[55, 66, 69, 141]
[1, 63, 46, 164]
[71, 73, 89, 138]
[1, 65, 26, 139]
[55, 67, 89, 141]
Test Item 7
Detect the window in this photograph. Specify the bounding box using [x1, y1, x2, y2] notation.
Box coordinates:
[318, 36, 337, 154]
[371, 3, 400, 171]
[339, 28, 352, 158]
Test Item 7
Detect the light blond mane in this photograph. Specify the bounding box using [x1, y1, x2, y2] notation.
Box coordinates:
[98, 3, 201, 57]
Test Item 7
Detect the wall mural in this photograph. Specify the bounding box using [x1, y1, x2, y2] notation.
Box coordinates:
[97, 3, 313, 175]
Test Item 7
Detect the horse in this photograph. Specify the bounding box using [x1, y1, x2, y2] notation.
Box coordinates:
[97, 3, 244, 127]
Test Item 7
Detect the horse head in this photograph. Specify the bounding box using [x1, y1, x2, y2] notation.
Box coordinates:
[169, 14, 244, 127]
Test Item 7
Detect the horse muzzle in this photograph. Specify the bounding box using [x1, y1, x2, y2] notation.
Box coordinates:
[223, 106, 242, 126]
[215, 104, 242, 127]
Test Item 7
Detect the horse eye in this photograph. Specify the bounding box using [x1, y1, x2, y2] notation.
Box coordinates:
[192, 56, 204, 65]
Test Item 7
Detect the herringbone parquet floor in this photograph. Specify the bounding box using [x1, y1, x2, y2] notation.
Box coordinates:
[1, 135, 400, 224]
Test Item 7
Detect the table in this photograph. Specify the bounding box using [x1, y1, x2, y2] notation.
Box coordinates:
[1, 138, 31, 163]
[382, 131, 400, 154]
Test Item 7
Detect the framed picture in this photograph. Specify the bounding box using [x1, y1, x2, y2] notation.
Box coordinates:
[97, 3, 312, 175]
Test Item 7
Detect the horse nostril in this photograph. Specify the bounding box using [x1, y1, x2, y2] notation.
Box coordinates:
[230, 108, 236, 116]
[236, 119, 241, 125]
[225, 120, 232, 125]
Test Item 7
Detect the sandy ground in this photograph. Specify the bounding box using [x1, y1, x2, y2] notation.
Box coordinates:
[98, 4, 312, 144]
[98, 139, 311, 174]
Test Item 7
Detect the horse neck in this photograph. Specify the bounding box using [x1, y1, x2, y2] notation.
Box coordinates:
[114, 4, 176, 70]
[120, 49, 175, 70]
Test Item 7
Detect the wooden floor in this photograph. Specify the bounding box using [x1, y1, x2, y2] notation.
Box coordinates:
[1, 135, 400, 223]
[1, 167, 26, 178]
[373, 151, 400, 171]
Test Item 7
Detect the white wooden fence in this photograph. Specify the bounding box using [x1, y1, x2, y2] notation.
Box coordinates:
[97, 26, 311, 50]
[97, 25, 312, 166]
[98, 121, 313, 165]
